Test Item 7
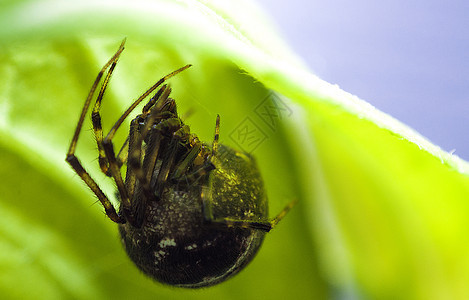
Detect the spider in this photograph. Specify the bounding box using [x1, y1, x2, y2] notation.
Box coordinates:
[65, 39, 296, 288]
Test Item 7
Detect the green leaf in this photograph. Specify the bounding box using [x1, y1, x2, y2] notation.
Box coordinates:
[1, 0, 468, 299]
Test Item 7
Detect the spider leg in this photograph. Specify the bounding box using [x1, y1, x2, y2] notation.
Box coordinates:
[125, 118, 145, 200]
[126, 123, 166, 228]
[104, 134, 129, 177]
[65, 39, 126, 224]
[141, 87, 174, 186]
[142, 129, 161, 186]
[142, 84, 167, 114]
[91, 61, 133, 177]
[117, 84, 175, 226]
[211, 114, 220, 156]
[123, 117, 153, 227]
[202, 196, 297, 232]
[102, 66, 191, 219]
[115, 135, 129, 171]
[127, 85, 172, 199]
[171, 144, 201, 180]
[126, 116, 167, 202]
[105, 64, 191, 144]
[153, 139, 179, 198]
[144, 114, 186, 199]
[125, 120, 179, 228]
[93, 59, 168, 179]
[91, 56, 119, 176]
[269, 199, 298, 228]
[173, 161, 214, 184]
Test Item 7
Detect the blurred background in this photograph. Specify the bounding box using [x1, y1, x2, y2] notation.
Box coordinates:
[2, 1, 469, 298]
[256, 0, 469, 160]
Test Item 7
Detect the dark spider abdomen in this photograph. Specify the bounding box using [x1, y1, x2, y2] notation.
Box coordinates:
[118, 145, 268, 288]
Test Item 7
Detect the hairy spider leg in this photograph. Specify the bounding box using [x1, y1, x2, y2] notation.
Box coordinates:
[105, 64, 191, 144]
[65, 39, 126, 223]
[113, 135, 130, 175]
[124, 119, 141, 203]
[141, 128, 162, 187]
[153, 138, 179, 198]
[171, 143, 202, 180]
[124, 86, 174, 226]
[203, 195, 298, 232]
[100, 65, 191, 222]
[124, 117, 152, 227]
[140, 86, 173, 172]
[212, 114, 220, 156]
[142, 83, 168, 114]
[91, 60, 132, 177]
[127, 119, 189, 227]
[91, 66, 131, 177]
[129, 86, 173, 192]
[91, 56, 118, 176]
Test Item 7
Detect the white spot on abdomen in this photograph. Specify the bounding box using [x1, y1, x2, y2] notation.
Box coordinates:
[159, 238, 177, 248]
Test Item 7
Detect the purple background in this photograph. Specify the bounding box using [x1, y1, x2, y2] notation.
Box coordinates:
[256, 0, 469, 160]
